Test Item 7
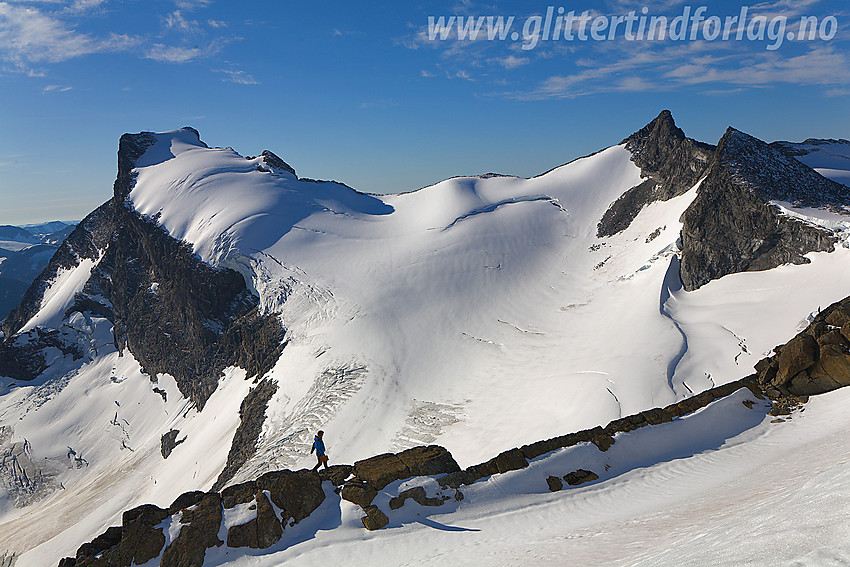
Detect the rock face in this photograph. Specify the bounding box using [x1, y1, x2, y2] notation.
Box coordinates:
[754, 295, 850, 397]
[255, 468, 325, 524]
[679, 127, 846, 291]
[598, 110, 714, 237]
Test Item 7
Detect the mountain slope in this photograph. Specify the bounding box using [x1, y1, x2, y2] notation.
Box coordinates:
[1, 114, 849, 565]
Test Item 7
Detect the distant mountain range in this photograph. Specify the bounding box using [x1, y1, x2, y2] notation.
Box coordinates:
[0, 221, 77, 322]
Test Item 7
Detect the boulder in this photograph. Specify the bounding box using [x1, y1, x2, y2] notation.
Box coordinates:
[226, 491, 282, 549]
[493, 448, 529, 473]
[396, 445, 461, 477]
[353, 445, 460, 490]
[74, 526, 122, 562]
[352, 453, 408, 490]
[564, 469, 599, 486]
[168, 491, 206, 515]
[318, 464, 353, 486]
[360, 505, 389, 531]
[161, 493, 223, 567]
[341, 481, 377, 508]
[388, 486, 445, 510]
[817, 330, 848, 348]
[73, 505, 169, 567]
[826, 307, 850, 328]
[221, 481, 258, 509]
[791, 344, 850, 395]
[776, 334, 819, 385]
[256, 469, 324, 524]
[546, 476, 563, 492]
[353, 446, 460, 490]
[587, 427, 615, 452]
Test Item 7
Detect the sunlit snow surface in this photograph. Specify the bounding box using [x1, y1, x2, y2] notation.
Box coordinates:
[3, 130, 850, 565]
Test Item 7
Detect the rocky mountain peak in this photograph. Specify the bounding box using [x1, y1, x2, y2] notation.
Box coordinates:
[258, 150, 296, 176]
[598, 110, 714, 237]
[714, 127, 850, 209]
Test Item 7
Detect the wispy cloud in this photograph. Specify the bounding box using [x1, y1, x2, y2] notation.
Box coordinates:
[0, 3, 140, 71]
[146, 43, 215, 63]
[66, 0, 107, 14]
[174, 0, 211, 10]
[43, 84, 71, 92]
[507, 42, 850, 100]
[165, 10, 200, 34]
[213, 66, 258, 84]
[494, 55, 529, 69]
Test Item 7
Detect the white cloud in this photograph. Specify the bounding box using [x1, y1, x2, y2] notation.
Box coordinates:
[42, 83, 71, 91]
[495, 55, 529, 69]
[0, 3, 139, 72]
[213, 67, 258, 84]
[207, 19, 227, 28]
[66, 0, 107, 13]
[165, 10, 200, 33]
[145, 44, 205, 63]
[174, 0, 210, 10]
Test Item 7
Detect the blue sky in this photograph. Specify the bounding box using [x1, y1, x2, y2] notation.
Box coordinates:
[1, 0, 848, 225]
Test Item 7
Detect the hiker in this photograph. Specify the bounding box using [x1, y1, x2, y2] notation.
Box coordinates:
[311, 430, 329, 471]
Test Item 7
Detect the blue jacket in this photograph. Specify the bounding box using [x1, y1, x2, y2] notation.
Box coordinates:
[311, 436, 326, 457]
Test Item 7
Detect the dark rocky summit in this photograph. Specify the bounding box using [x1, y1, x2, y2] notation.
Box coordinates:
[678, 128, 847, 290]
[598, 110, 714, 237]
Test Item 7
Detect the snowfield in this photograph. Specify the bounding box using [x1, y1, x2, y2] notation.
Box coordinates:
[2, 129, 850, 565]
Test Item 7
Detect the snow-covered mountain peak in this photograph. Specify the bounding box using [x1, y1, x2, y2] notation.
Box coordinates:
[132, 127, 208, 168]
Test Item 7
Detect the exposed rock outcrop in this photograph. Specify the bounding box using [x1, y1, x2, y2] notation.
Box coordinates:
[160, 493, 223, 567]
[754, 295, 850, 397]
[160, 429, 185, 459]
[212, 378, 278, 491]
